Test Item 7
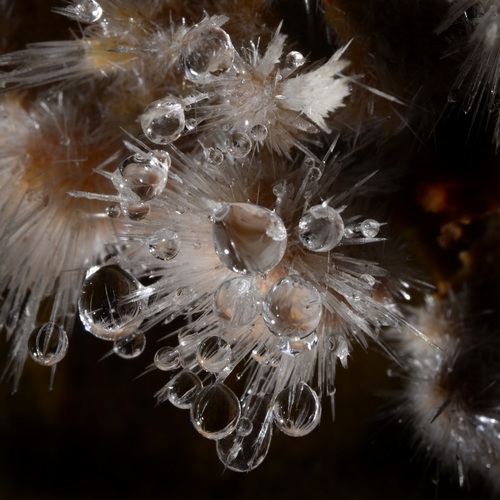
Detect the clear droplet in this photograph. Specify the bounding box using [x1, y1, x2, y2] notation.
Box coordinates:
[140, 96, 185, 144]
[28, 322, 68, 366]
[212, 203, 287, 275]
[70, 0, 103, 23]
[121, 201, 151, 220]
[217, 395, 273, 472]
[284, 51, 305, 70]
[180, 21, 234, 83]
[106, 205, 121, 218]
[154, 346, 181, 371]
[213, 277, 261, 326]
[79, 265, 143, 341]
[273, 382, 321, 437]
[307, 166, 322, 181]
[196, 336, 232, 372]
[113, 333, 146, 359]
[167, 371, 202, 409]
[148, 229, 181, 260]
[185, 118, 197, 130]
[118, 154, 169, 201]
[262, 275, 322, 340]
[190, 383, 240, 439]
[299, 205, 344, 252]
[206, 147, 224, 165]
[227, 132, 252, 158]
[249, 124, 268, 142]
[360, 219, 380, 238]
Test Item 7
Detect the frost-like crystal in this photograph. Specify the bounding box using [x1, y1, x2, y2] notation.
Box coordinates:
[28, 322, 68, 366]
[148, 229, 181, 261]
[262, 275, 322, 339]
[298, 205, 344, 252]
[212, 203, 287, 275]
[140, 97, 185, 144]
[79, 265, 143, 341]
[196, 336, 232, 372]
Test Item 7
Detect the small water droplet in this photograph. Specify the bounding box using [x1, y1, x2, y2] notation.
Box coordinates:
[196, 336, 232, 372]
[148, 229, 181, 260]
[79, 265, 143, 340]
[180, 21, 234, 83]
[307, 166, 322, 181]
[249, 124, 268, 142]
[106, 205, 121, 218]
[190, 383, 241, 439]
[212, 203, 287, 275]
[185, 118, 198, 130]
[360, 219, 380, 238]
[140, 96, 185, 144]
[273, 382, 321, 437]
[236, 416, 253, 437]
[113, 333, 146, 359]
[262, 275, 322, 340]
[72, 0, 103, 23]
[121, 201, 151, 220]
[343, 226, 355, 238]
[284, 51, 305, 70]
[213, 277, 261, 326]
[227, 132, 252, 158]
[167, 371, 202, 409]
[28, 322, 68, 366]
[303, 156, 315, 169]
[206, 147, 224, 165]
[154, 346, 181, 371]
[299, 205, 344, 252]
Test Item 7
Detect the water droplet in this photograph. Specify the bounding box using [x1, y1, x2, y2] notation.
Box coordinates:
[113, 333, 146, 359]
[343, 226, 355, 238]
[227, 132, 252, 158]
[213, 277, 261, 326]
[79, 265, 143, 340]
[262, 275, 322, 339]
[217, 395, 273, 472]
[360, 219, 380, 238]
[273, 382, 321, 437]
[185, 118, 198, 130]
[118, 154, 169, 201]
[106, 205, 121, 218]
[249, 124, 268, 142]
[167, 371, 202, 409]
[212, 203, 287, 275]
[28, 322, 68, 366]
[307, 166, 322, 181]
[206, 147, 224, 165]
[299, 205, 344, 252]
[154, 346, 181, 371]
[148, 229, 181, 260]
[284, 51, 305, 70]
[190, 383, 240, 439]
[73, 0, 102, 23]
[121, 201, 151, 220]
[196, 336, 232, 372]
[180, 21, 234, 83]
[303, 156, 315, 169]
[140, 96, 185, 144]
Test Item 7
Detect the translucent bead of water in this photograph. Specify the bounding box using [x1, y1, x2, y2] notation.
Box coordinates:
[213, 277, 261, 326]
[284, 51, 305, 70]
[298, 205, 344, 252]
[154, 346, 181, 371]
[262, 275, 322, 339]
[148, 229, 181, 260]
[105, 205, 121, 218]
[227, 132, 252, 158]
[273, 382, 321, 437]
[70, 0, 102, 23]
[212, 203, 287, 275]
[196, 336, 232, 372]
[249, 124, 268, 142]
[28, 322, 68, 366]
[190, 383, 241, 439]
[121, 201, 151, 220]
[180, 21, 234, 83]
[118, 154, 169, 201]
[140, 96, 185, 144]
[79, 265, 143, 341]
[113, 333, 146, 359]
[167, 371, 202, 409]
[206, 147, 224, 165]
[360, 219, 380, 238]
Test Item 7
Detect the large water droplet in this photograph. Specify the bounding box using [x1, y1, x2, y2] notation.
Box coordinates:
[167, 371, 202, 409]
[227, 132, 252, 158]
[118, 154, 169, 201]
[180, 21, 234, 83]
[140, 96, 185, 144]
[212, 203, 287, 275]
[262, 275, 322, 339]
[113, 333, 146, 359]
[217, 395, 273, 472]
[273, 382, 321, 437]
[79, 265, 143, 340]
[190, 383, 240, 439]
[148, 229, 181, 260]
[154, 346, 181, 371]
[299, 205, 344, 252]
[196, 336, 232, 372]
[213, 277, 261, 326]
[28, 322, 68, 366]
